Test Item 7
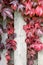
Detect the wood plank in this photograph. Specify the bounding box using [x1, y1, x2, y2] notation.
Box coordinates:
[38, 36, 43, 65]
[14, 12, 27, 65]
[0, 21, 7, 65]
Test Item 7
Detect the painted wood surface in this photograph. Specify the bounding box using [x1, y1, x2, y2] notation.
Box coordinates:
[14, 12, 27, 65]
[38, 36, 43, 65]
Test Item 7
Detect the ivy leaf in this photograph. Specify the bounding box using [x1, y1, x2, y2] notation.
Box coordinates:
[36, 6, 43, 16]
[6, 39, 16, 50]
[24, 1, 32, 11]
[38, 0, 43, 6]
[18, 4, 25, 12]
[1, 8, 13, 20]
[10, 0, 18, 11]
[10, 0, 18, 5]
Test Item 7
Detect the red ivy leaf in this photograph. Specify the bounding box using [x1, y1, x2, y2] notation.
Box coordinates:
[1, 8, 13, 20]
[10, 0, 18, 10]
[36, 6, 43, 16]
[18, 4, 25, 12]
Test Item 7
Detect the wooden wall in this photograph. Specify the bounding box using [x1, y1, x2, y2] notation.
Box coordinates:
[0, 12, 43, 65]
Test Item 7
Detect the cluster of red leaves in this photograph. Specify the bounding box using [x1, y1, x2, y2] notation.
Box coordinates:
[23, 17, 43, 65]
[5, 21, 16, 65]
[0, 0, 43, 20]
[23, 0, 43, 17]
[0, 0, 43, 65]
[0, 0, 24, 20]
[6, 21, 14, 35]
[0, 0, 14, 20]
[23, 0, 43, 65]
[5, 51, 11, 62]
[6, 39, 16, 50]
[0, 0, 17, 64]
[5, 50, 14, 65]
[23, 18, 43, 51]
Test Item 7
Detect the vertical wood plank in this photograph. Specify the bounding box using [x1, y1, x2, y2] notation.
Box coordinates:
[38, 36, 43, 65]
[14, 12, 27, 65]
[0, 21, 7, 65]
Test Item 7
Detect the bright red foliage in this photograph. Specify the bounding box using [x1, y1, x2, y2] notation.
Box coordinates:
[0, 0, 43, 65]
[5, 21, 16, 65]
[23, 11, 43, 65]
